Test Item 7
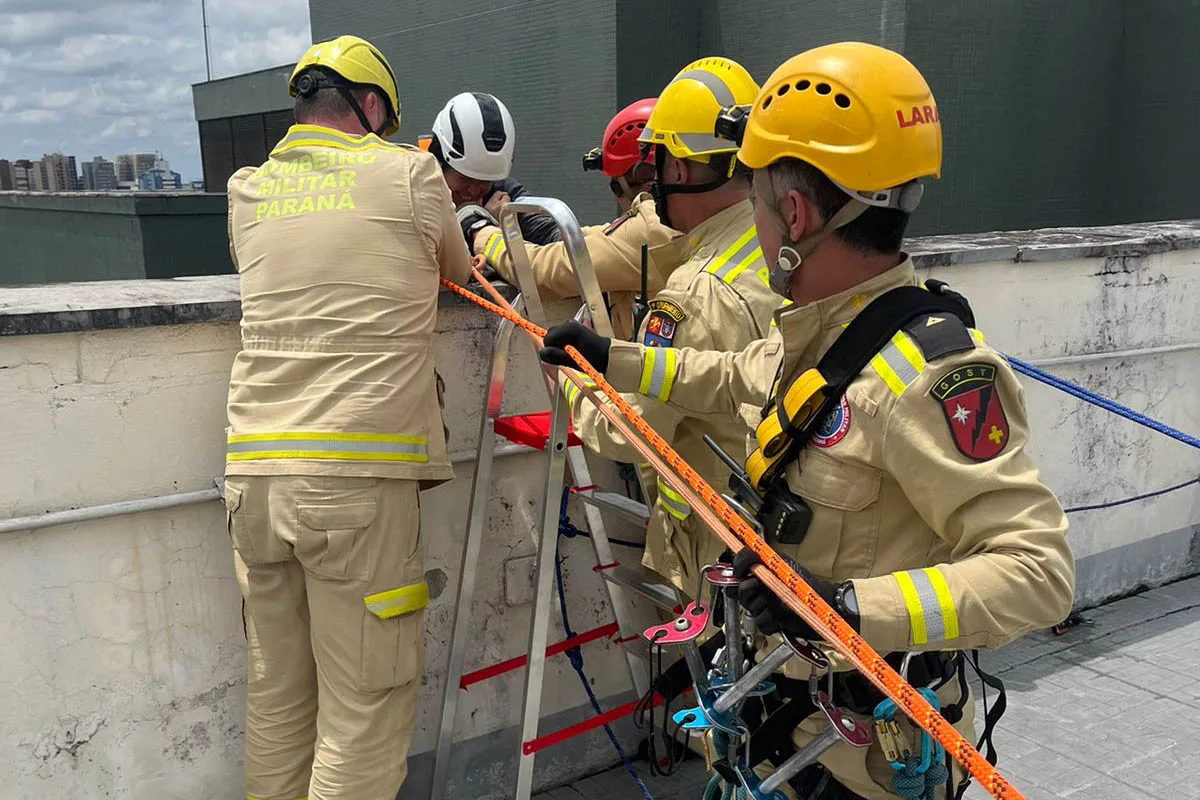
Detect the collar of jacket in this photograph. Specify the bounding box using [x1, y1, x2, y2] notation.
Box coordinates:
[774, 257, 918, 379]
[271, 123, 396, 156]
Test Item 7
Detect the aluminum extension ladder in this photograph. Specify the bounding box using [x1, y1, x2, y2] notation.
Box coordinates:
[430, 198, 682, 800]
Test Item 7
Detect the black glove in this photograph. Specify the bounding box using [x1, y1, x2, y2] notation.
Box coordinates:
[456, 203, 497, 253]
[539, 320, 611, 372]
[732, 548, 859, 638]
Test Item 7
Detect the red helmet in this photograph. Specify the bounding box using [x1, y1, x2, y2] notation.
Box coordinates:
[588, 98, 656, 177]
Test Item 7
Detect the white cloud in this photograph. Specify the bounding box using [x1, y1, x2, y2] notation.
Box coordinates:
[0, 0, 311, 182]
[16, 109, 59, 124]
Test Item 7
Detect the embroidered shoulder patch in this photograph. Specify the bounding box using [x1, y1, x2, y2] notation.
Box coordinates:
[811, 396, 852, 448]
[931, 363, 1009, 461]
[643, 298, 686, 348]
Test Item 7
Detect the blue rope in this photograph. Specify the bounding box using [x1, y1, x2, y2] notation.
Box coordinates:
[555, 487, 656, 800]
[1005, 355, 1200, 450]
[558, 494, 645, 549]
[1064, 475, 1200, 514]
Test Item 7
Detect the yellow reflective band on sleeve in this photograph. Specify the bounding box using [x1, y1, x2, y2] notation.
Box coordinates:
[484, 232, 506, 264]
[869, 331, 926, 397]
[562, 378, 580, 405]
[706, 226, 763, 285]
[638, 347, 677, 402]
[895, 571, 928, 645]
[893, 567, 958, 646]
[227, 432, 428, 464]
[924, 567, 960, 641]
[656, 476, 691, 520]
[969, 328, 985, 343]
[364, 581, 429, 620]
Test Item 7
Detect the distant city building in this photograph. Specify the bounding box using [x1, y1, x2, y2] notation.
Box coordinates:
[138, 168, 183, 191]
[114, 154, 136, 184]
[0, 160, 12, 191]
[115, 152, 162, 188]
[134, 153, 157, 180]
[41, 153, 80, 191]
[11, 159, 34, 191]
[29, 160, 50, 191]
[188, 180, 206, 191]
[81, 157, 118, 191]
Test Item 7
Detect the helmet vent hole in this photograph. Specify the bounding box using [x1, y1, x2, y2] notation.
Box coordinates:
[796, 80, 811, 91]
[777, 84, 790, 97]
[816, 83, 831, 95]
[636, 122, 645, 128]
[834, 93, 851, 108]
[626, 124, 635, 131]
[762, 96, 773, 109]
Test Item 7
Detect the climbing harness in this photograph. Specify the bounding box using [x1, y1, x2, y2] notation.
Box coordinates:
[746, 283, 976, 492]
[441, 269, 1032, 800]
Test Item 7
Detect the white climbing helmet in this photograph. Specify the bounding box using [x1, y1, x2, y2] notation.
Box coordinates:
[431, 92, 516, 182]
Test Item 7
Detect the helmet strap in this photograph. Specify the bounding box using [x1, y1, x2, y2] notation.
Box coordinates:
[758, 174, 869, 297]
[336, 85, 390, 137]
[650, 145, 735, 229]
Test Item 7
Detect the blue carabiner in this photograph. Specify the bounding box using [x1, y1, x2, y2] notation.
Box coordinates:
[873, 687, 945, 774]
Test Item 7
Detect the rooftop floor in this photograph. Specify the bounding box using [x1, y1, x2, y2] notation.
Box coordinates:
[536, 574, 1200, 800]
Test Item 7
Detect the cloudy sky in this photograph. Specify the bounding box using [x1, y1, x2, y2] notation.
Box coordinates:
[0, 0, 311, 182]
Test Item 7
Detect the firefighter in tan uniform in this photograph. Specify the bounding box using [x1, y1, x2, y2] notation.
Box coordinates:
[535, 59, 781, 598]
[461, 98, 665, 342]
[541, 43, 1075, 799]
[222, 36, 472, 800]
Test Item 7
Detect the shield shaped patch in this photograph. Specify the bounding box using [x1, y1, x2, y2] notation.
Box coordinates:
[931, 363, 1009, 461]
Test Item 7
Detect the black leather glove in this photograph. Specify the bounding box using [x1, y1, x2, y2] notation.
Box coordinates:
[539, 320, 611, 372]
[732, 548, 859, 638]
[456, 203, 497, 254]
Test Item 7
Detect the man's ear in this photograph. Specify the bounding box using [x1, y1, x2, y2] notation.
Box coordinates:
[786, 189, 818, 242]
[667, 155, 688, 186]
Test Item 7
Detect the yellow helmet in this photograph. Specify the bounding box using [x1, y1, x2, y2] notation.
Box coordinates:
[639, 57, 759, 160]
[738, 42, 941, 193]
[289, 35, 401, 137]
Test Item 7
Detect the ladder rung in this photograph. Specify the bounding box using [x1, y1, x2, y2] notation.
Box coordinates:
[579, 490, 651, 525]
[597, 563, 681, 612]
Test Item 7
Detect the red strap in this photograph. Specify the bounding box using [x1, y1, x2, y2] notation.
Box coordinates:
[459, 622, 619, 689]
[522, 694, 665, 755]
[592, 562, 620, 572]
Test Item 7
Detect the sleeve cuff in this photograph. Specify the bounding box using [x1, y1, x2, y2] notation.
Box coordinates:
[606, 341, 645, 393]
[850, 575, 910, 653]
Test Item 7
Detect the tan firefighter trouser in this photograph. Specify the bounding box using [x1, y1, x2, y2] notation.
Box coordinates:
[223, 476, 427, 800]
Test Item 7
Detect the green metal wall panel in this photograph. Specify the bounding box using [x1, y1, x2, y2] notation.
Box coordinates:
[904, 0, 1125, 235]
[1109, 0, 1200, 224]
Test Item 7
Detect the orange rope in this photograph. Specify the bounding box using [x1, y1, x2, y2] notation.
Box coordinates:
[443, 271, 1026, 800]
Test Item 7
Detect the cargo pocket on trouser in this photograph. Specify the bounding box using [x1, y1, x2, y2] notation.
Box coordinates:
[360, 578, 428, 692]
[359, 481, 425, 692]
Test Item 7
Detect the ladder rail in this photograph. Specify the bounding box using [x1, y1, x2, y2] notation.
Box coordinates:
[514, 389, 572, 799]
[430, 311, 519, 800]
[498, 198, 658, 700]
